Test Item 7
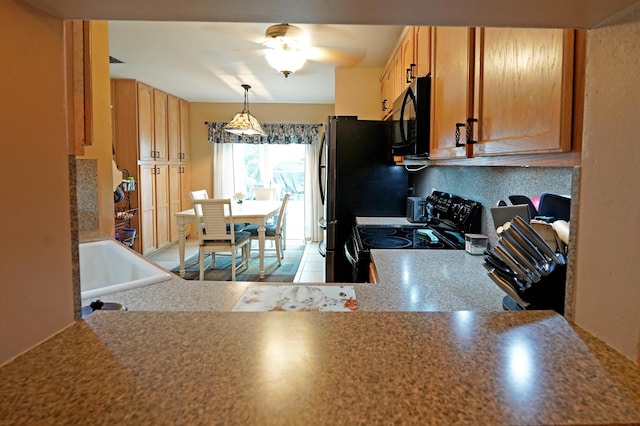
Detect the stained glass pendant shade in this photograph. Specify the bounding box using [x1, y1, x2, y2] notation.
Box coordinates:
[224, 84, 266, 136]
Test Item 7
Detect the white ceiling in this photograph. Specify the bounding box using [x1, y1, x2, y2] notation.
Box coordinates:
[108, 22, 404, 104]
[22, 0, 640, 104]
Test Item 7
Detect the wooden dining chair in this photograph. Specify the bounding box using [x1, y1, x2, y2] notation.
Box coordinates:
[250, 187, 277, 200]
[189, 189, 209, 213]
[192, 199, 250, 281]
[244, 193, 290, 266]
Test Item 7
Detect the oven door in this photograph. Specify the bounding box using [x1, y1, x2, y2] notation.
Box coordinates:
[344, 229, 370, 282]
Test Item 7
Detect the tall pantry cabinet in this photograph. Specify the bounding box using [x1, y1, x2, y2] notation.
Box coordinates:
[111, 79, 191, 255]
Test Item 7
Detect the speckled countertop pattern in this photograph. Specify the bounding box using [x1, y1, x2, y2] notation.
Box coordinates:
[1, 310, 639, 425]
[367, 249, 506, 311]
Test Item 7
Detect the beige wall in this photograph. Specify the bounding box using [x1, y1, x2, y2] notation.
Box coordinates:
[335, 67, 383, 120]
[0, 0, 74, 364]
[77, 21, 115, 237]
[573, 3, 640, 362]
[188, 102, 334, 196]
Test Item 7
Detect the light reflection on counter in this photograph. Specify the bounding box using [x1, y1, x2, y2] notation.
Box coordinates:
[257, 315, 317, 402]
[501, 329, 538, 411]
[452, 311, 476, 347]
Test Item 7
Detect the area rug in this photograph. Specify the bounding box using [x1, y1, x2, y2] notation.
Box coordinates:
[171, 243, 305, 282]
[233, 285, 357, 312]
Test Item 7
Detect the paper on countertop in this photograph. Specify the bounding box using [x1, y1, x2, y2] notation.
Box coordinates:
[233, 285, 357, 312]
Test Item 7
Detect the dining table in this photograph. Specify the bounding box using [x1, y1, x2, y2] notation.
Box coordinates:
[175, 200, 282, 280]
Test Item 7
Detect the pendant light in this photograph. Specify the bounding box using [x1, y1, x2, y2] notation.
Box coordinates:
[224, 84, 266, 136]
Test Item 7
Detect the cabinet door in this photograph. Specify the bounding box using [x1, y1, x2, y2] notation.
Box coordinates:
[153, 89, 168, 161]
[393, 49, 403, 102]
[167, 94, 181, 162]
[414, 26, 431, 78]
[168, 164, 182, 242]
[430, 27, 474, 160]
[155, 163, 170, 248]
[180, 163, 192, 236]
[180, 163, 191, 210]
[472, 28, 574, 156]
[137, 83, 155, 161]
[179, 99, 190, 161]
[400, 29, 415, 85]
[139, 164, 157, 254]
[380, 66, 393, 118]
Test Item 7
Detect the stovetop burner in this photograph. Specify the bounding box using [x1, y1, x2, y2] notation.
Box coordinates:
[354, 226, 463, 250]
[363, 236, 413, 249]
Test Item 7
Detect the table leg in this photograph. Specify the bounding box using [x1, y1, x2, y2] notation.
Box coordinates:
[178, 217, 186, 277]
[258, 222, 266, 280]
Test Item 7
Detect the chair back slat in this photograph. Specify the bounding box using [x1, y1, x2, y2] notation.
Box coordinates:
[193, 199, 237, 242]
[190, 189, 209, 216]
[274, 193, 291, 233]
[251, 187, 277, 200]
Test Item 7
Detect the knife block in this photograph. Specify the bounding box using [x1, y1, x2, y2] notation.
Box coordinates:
[517, 263, 566, 315]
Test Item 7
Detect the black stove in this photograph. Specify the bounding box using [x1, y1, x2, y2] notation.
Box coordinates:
[345, 191, 482, 282]
[355, 225, 464, 250]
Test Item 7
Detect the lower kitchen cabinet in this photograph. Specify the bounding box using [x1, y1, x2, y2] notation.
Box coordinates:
[169, 163, 190, 242]
[139, 163, 170, 255]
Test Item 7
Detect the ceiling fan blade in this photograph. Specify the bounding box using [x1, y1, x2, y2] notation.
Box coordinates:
[307, 46, 366, 67]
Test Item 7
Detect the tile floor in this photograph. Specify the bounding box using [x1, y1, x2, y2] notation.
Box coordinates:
[145, 236, 326, 283]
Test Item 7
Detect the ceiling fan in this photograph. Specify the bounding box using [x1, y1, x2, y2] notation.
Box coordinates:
[227, 23, 368, 79]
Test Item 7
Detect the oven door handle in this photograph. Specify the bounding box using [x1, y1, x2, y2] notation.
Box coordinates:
[344, 237, 359, 267]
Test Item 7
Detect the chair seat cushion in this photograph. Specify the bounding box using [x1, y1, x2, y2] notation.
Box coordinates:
[202, 230, 251, 245]
[227, 223, 246, 232]
[244, 224, 277, 237]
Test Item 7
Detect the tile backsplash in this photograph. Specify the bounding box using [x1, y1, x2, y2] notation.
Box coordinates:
[412, 166, 575, 242]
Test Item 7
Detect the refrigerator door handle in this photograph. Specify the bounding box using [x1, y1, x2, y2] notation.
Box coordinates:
[318, 132, 326, 205]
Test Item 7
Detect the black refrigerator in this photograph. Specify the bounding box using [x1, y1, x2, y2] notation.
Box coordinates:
[322, 116, 409, 282]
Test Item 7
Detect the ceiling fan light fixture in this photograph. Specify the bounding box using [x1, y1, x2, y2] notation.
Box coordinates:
[263, 23, 309, 78]
[264, 45, 307, 78]
[224, 84, 266, 136]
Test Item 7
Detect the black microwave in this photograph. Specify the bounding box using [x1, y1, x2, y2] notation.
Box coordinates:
[388, 74, 431, 158]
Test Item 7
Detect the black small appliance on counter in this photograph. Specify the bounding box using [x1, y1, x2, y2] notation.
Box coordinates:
[345, 191, 482, 282]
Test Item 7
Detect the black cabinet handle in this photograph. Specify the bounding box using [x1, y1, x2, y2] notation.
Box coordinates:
[466, 118, 477, 145]
[455, 118, 478, 147]
[381, 99, 388, 112]
[405, 68, 412, 84]
[455, 123, 466, 147]
[410, 63, 416, 80]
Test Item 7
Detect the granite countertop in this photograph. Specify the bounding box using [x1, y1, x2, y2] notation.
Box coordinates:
[1, 310, 639, 424]
[4, 239, 639, 424]
[366, 249, 506, 311]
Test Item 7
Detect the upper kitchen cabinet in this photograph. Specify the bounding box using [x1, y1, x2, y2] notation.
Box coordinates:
[380, 64, 393, 119]
[379, 26, 432, 119]
[112, 78, 191, 254]
[414, 26, 432, 79]
[472, 28, 575, 157]
[430, 27, 474, 160]
[430, 26, 583, 164]
[152, 88, 169, 161]
[64, 20, 93, 156]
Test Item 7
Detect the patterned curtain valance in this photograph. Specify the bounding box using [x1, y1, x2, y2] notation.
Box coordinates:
[206, 122, 322, 145]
